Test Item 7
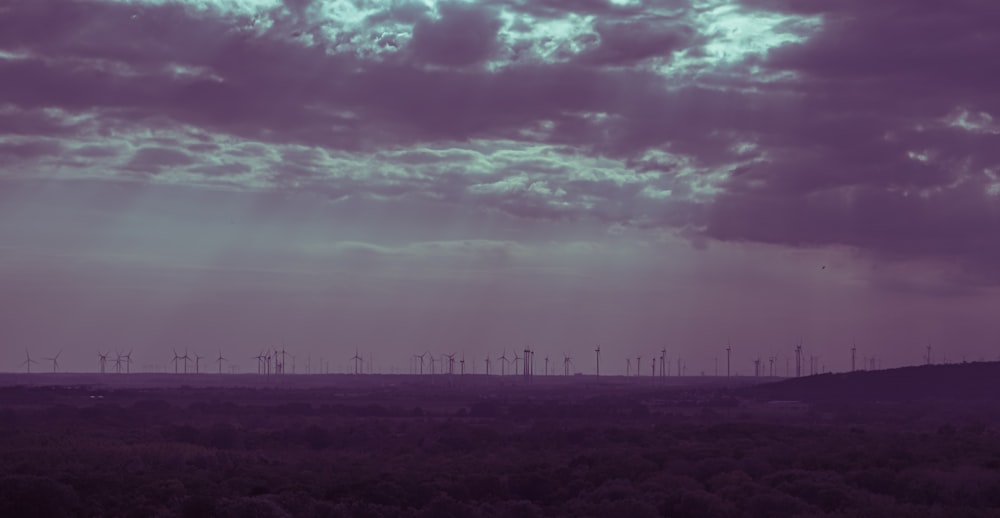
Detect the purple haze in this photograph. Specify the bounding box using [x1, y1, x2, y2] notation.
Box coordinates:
[1, 0, 999, 374]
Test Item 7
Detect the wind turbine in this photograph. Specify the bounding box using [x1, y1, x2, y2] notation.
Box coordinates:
[42, 349, 63, 373]
[726, 341, 732, 378]
[253, 352, 265, 374]
[172, 348, 185, 374]
[122, 349, 133, 374]
[21, 349, 38, 373]
[484, 354, 491, 376]
[416, 352, 427, 375]
[460, 354, 466, 376]
[594, 345, 600, 376]
[636, 356, 641, 377]
[563, 354, 572, 376]
[795, 341, 803, 378]
[498, 350, 509, 376]
[98, 351, 108, 374]
[217, 350, 227, 374]
[351, 349, 363, 375]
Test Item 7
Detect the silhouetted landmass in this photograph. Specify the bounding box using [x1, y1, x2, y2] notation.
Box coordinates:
[2, 374, 1000, 517]
[747, 361, 1000, 403]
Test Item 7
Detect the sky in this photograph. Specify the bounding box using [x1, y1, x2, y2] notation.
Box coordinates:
[1, 0, 999, 375]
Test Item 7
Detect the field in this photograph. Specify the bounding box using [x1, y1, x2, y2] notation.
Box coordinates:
[3, 366, 1000, 517]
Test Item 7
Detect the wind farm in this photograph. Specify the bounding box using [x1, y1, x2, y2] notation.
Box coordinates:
[3, 343, 1000, 517]
[0, 339, 981, 392]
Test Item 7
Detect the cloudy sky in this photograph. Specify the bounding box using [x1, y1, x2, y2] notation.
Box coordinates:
[1, 0, 999, 375]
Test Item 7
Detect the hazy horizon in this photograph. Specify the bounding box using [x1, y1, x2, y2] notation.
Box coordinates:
[3, 0, 999, 375]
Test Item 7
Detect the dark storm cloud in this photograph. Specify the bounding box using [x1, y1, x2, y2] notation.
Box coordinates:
[409, 2, 503, 67]
[125, 146, 196, 174]
[0, 139, 63, 165]
[1, 0, 998, 283]
[579, 19, 695, 65]
[0, 0, 700, 148]
[0, 108, 81, 137]
[500, 0, 684, 19]
[703, 0, 1000, 280]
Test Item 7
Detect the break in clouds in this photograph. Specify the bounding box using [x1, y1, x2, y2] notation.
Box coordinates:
[1, 0, 999, 284]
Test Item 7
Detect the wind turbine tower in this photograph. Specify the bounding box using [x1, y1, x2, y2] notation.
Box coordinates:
[594, 345, 601, 376]
[255, 352, 266, 375]
[726, 342, 732, 378]
[43, 349, 63, 373]
[351, 350, 363, 375]
[21, 349, 38, 373]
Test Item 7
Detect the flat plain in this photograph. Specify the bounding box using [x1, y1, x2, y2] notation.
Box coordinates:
[2, 365, 1000, 517]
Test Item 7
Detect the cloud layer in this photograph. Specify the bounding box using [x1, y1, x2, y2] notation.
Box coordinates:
[1, 0, 998, 285]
